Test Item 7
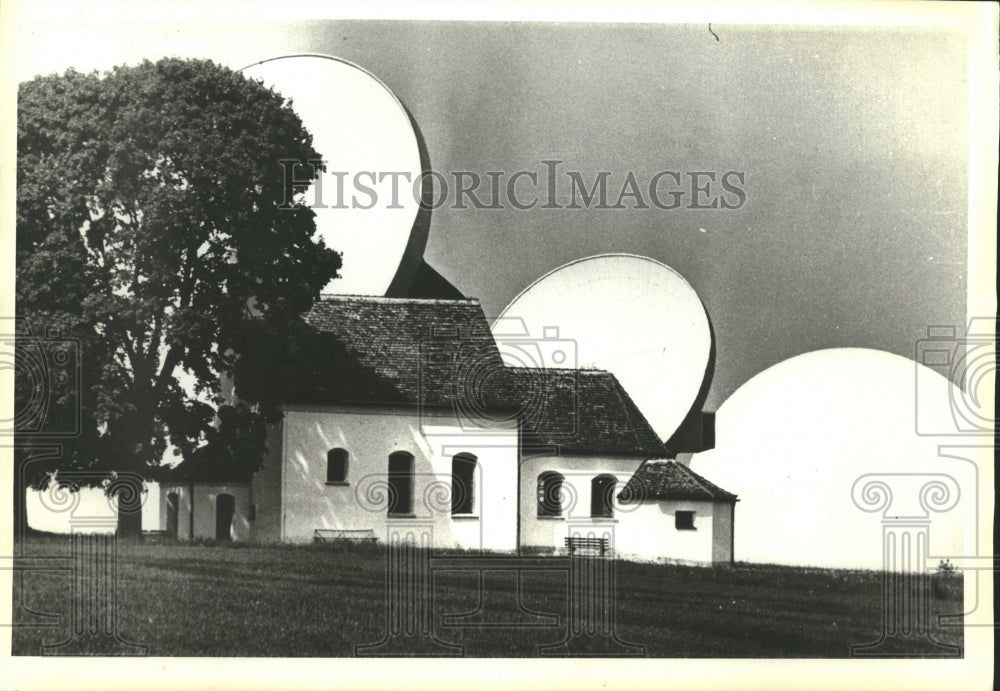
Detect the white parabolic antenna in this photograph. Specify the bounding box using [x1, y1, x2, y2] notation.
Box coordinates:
[493, 254, 712, 442]
[689, 348, 972, 569]
[242, 55, 425, 295]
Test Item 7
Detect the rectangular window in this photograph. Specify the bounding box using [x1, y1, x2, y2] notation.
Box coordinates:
[675, 510, 695, 530]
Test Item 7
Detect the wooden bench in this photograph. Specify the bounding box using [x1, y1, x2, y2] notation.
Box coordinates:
[141, 530, 171, 543]
[313, 529, 378, 544]
[564, 536, 610, 556]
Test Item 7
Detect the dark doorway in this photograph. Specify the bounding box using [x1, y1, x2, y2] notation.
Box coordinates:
[591, 475, 617, 518]
[116, 489, 143, 539]
[216, 494, 235, 541]
[166, 492, 179, 538]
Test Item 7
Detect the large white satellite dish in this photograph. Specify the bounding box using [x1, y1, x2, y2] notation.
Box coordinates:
[689, 348, 972, 569]
[242, 55, 426, 296]
[492, 254, 712, 442]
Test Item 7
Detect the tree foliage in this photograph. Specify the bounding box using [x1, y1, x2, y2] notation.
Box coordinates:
[16, 58, 341, 493]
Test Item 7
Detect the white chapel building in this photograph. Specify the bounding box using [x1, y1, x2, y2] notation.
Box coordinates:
[157, 294, 737, 564]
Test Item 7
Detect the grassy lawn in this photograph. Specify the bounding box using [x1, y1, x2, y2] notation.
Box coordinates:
[11, 536, 964, 657]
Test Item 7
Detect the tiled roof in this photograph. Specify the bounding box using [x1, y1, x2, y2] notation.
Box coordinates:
[618, 459, 737, 503]
[285, 295, 506, 409]
[242, 295, 667, 457]
[481, 367, 669, 457]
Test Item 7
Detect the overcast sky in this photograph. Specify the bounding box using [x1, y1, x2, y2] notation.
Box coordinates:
[12, 12, 974, 410]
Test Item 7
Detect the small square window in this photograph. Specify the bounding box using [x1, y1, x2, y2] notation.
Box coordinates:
[675, 511, 695, 530]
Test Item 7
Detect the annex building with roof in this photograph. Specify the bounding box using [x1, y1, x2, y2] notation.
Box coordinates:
[158, 295, 737, 564]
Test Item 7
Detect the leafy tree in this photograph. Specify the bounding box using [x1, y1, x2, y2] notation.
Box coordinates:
[15, 58, 341, 534]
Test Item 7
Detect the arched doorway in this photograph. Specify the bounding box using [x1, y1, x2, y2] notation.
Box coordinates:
[591, 475, 617, 518]
[166, 492, 179, 538]
[215, 494, 235, 541]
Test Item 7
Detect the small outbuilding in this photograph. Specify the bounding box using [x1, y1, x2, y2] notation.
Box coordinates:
[615, 460, 737, 565]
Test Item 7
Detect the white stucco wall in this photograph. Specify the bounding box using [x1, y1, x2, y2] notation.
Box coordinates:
[269, 404, 520, 551]
[517, 454, 646, 553]
[711, 500, 735, 564]
[614, 498, 727, 564]
[159, 482, 251, 541]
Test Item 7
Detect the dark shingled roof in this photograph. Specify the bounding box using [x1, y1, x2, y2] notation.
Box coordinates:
[166, 296, 673, 482]
[290, 295, 507, 409]
[233, 295, 667, 460]
[296, 296, 669, 457]
[619, 460, 737, 503]
[481, 367, 669, 457]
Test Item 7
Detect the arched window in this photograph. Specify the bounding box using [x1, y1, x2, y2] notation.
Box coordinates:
[327, 448, 349, 484]
[451, 453, 477, 515]
[537, 471, 565, 517]
[591, 474, 617, 518]
[388, 451, 414, 516]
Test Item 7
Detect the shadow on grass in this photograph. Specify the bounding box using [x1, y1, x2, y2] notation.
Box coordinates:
[10, 537, 965, 658]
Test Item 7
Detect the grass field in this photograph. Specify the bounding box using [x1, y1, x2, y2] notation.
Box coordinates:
[11, 536, 964, 657]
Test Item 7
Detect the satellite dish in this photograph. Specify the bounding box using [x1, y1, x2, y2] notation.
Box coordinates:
[492, 254, 712, 442]
[242, 54, 426, 296]
[689, 348, 972, 569]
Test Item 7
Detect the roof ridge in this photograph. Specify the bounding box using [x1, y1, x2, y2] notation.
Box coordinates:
[503, 366, 613, 375]
[316, 294, 481, 306]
